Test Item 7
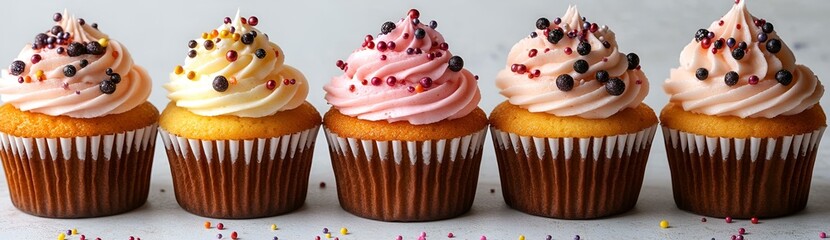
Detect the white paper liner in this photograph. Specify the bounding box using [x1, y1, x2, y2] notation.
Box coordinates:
[662, 126, 826, 161]
[323, 127, 488, 165]
[0, 124, 158, 161]
[491, 125, 657, 161]
[158, 126, 320, 164]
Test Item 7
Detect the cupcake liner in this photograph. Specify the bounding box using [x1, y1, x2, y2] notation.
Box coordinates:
[0, 124, 158, 218]
[324, 127, 488, 222]
[663, 126, 826, 218]
[159, 126, 319, 219]
[491, 125, 657, 219]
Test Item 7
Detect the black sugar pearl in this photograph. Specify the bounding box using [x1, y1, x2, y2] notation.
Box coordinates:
[713, 39, 724, 49]
[762, 22, 774, 33]
[86, 41, 105, 55]
[694, 29, 709, 42]
[731, 48, 745, 60]
[626, 53, 640, 70]
[67, 42, 86, 57]
[255, 49, 267, 59]
[63, 65, 77, 77]
[605, 78, 626, 96]
[727, 38, 736, 48]
[577, 41, 591, 56]
[204, 40, 214, 50]
[738, 42, 748, 50]
[766, 39, 782, 53]
[47, 36, 57, 45]
[381, 21, 396, 34]
[79, 59, 89, 68]
[725, 71, 739, 86]
[412, 18, 420, 25]
[78, 18, 85, 25]
[250, 31, 257, 38]
[99, 80, 116, 94]
[414, 28, 426, 39]
[50, 26, 63, 35]
[696, 68, 709, 80]
[9, 60, 25, 76]
[106, 68, 114, 76]
[530, 32, 538, 38]
[429, 20, 438, 29]
[536, 17, 550, 30]
[110, 73, 121, 84]
[573, 59, 589, 74]
[603, 41, 611, 49]
[776, 69, 793, 86]
[213, 76, 229, 92]
[188, 40, 197, 49]
[448, 56, 464, 72]
[53, 12, 62, 22]
[758, 33, 768, 42]
[241, 33, 255, 45]
[91, 23, 98, 29]
[188, 50, 197, 58]
[56, 47, 64, 55]
[556, 74, 574, 91]
[596, 70, 609, 83]
[406, 48, 415, 55]
[547, 29, 564, 44]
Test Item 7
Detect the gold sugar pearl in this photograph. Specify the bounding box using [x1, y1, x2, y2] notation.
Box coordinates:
[201, 32, 209, 39]
[210, 29, 219, 38]
[174, 66, 184, 75]
[232, 33, 241, 41]
[229, 76, 238, 85]
[220, 30, 230, 38]
[98, 38, 109, 48]
[186, 71, 196, 80]
[35, 70, 45, 81]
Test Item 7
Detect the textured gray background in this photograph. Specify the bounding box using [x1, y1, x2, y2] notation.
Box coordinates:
[1, 0, 829, 239]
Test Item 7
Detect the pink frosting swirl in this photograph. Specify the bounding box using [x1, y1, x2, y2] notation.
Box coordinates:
[664, 1, 823, 118]
[324, 9, 481, 125]
[495, 5, 648, 119]
[0, 11, 151, 118]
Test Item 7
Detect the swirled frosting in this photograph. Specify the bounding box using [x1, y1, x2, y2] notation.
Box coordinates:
[323, 9, 481, 125]
[0, 11, 151, 118]
[165, 11, 308, 118]
[495, 5, 648, 119]
[664, 0, 823, 118]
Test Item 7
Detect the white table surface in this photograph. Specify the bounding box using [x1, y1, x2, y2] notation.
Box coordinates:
[1, 0, 829, 239]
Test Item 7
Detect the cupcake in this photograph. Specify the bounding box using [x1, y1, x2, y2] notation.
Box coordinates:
[490, 6, 658, 219]
[323, 9, 487, 222]
[662, 0, 825, 218]
[159, 12, 320, 219]
[0, 11, 158, 218]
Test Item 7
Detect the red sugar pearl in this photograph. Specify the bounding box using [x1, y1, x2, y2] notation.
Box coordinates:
[31, 54, 42, 64]
[366, 41, 375, 49]
[435, 52, 443, 58]
[736, 24, 742, 30]
[224, 17, 232, 24]
[217, 223, 225, 230]
[420, 77, 433, 88]
[349, 85, 356, 92]
[589, 23, 599, 33]
[439, 42, 449, 51]
[751, 217, 759, 224]
[290, 79, 296, 85]
[377, 41, 388, 51]
[240, 17, 247, 25]
[544, 48, 550, 53]
[336, 60, 345, 69]
[719, 20, 725, 26]
[371, 77, 382, 86]
[408, 9, 420, 19]
[365, 34, 374, 42]
[387, 41, 396, 50]
[748, 75, 759, 85]
[226, 50, 238, 62]
[266, 80, 277, 90]
[725, 217, 733, 223]
[248, 16, 259, 26]
[231, 231, 238, 240]
[564, 47, 573, 55]
[528, 49, 538, 58]
[386, 76, 397, 86]
[380, 55, 387, 60]
[533, 69, 541, 77]
[284, 79, 291, 85]
[738, 228, 746, 235]
[701, 38, 712, 49]
[403, 33, 409, 39]
[407, 86, 415, 92]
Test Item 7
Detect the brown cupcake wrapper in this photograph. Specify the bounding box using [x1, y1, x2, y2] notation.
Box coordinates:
[159, 126, 319, 219]
[324, 127, 487, 222]
[491, 125, 657, 219]
[663, 126, 825, 218]
[0, 124, 158, 218]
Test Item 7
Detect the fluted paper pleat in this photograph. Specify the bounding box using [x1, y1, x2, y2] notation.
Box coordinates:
[0, 124, 158, 218]
[663, 126, 825, 218]
[491, 125, 657, 219]
[159, 126, 319, 219]
[324, 127, 487, 222]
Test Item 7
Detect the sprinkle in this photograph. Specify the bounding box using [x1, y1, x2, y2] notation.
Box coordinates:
[31, 54, 42, 64]
[415, 84, 424, 93]
[217, 234, 223, 239]
[97, 38, 109, 48]
[738, 228, 746, 235]
[340, 228, 348, 235]
[660, 220, 670, 229]
[696, 68, 709, 80]
[820, 232, 827, 238]
[766, 39, 782, 53]
[24, 76, 32, 83]
[725, 217, 733, 223]
[271, 224, 278, 230]
[201, 32, 209, 39]
[396, 236, 403, 240]
[407, 86, 415, 93]
[448, 232, 454, 238]
[100, 80, 116, 94]
[325, 233, 332, 239]
[574, 235, 581, 240]
[606, 78, 626, 96]
[80, 235, 85, 240]
[518, 235, 526, 240]
[174, 66, 184, 75]
[731, 48, 745, 60]
[547, 29, 564, 44]
[58, 233, 66, 240]
[725, 71, 739, 86]
[229, 77, 238, 85]
[627, 53, 640, 70]
[564, 47, 572, 55]
[750, 217, 759, 224]
[528, 49, 538, 58]
[266, 80, 277, 90]
[17, 77, 23, 83]
[480, 236, 487, 240]
[214, 76, 230, 92]
[226, 50, 238, 62]
[576, 41, 591, 56]
[231, 231, 238, 240]
[187, 71, 196, 80]
[546, 235, 552, 240]
[556, 74, 574, 91]
[248, 16, 259, 26]
[63, 65, 77, 77]
[573, 60, 589, 74]
[35, 70, 46, 81]
[188, 50, 197, 58]
[233, 33, 241, 41]
[320, 182, 327, 188]
[448, 56, 464, 72]
[112, 51, 119, 58]
[701, 217, 708, 222]
[386, 76, 397, 86]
